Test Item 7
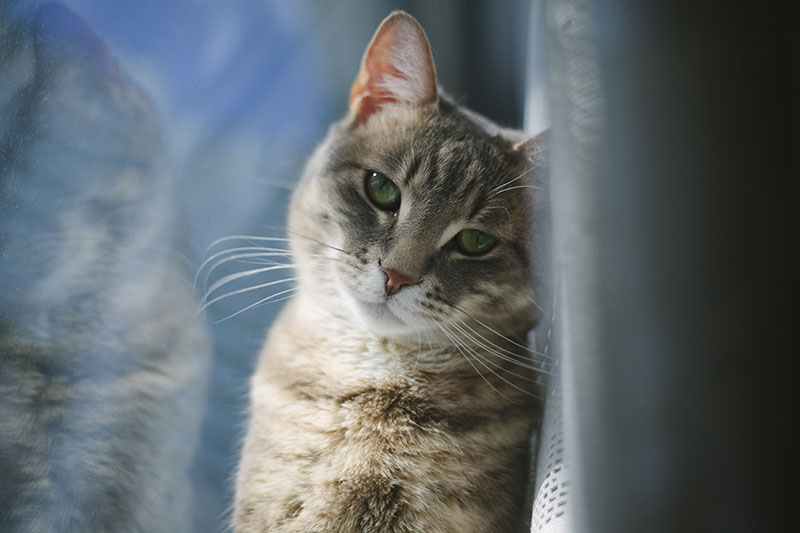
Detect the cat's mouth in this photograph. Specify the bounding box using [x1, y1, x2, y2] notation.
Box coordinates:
[352, 299, 412, 334]
[355, 300, 404, 323]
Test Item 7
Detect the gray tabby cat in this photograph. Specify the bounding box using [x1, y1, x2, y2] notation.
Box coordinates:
[234, 11, 546, 532]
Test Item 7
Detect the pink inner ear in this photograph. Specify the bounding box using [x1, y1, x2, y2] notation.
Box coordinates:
[349, 12, 437, 124]
[349, 34, 403, 121]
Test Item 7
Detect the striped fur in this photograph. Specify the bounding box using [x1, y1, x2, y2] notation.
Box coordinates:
[235, 12, 546, 533]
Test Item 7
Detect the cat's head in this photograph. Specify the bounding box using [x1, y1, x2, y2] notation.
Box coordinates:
[289, 11, 545, 339]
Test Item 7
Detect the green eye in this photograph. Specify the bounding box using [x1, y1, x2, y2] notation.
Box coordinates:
[455, 229, 497, 256]
[365, 171, 400, 211]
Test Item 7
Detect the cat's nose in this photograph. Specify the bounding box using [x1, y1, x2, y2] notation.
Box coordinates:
[380, 265, 418, 296]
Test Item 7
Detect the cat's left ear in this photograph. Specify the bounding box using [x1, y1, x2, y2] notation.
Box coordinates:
[349, 11, 438, 124]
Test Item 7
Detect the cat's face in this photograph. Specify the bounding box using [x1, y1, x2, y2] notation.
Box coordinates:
[287, 12, 541, 339]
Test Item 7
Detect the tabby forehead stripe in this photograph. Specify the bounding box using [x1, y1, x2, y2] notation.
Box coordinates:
[419, 146, 440, 191]
[402, 155, 422, 185]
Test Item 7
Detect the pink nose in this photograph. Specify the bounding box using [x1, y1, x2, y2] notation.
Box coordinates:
[380, 265, 417, 296]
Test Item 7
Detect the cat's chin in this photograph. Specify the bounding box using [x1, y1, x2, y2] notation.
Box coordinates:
[351, 299, 419, 337]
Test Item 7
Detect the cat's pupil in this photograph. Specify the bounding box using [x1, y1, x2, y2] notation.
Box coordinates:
[365, 171, 400, 211]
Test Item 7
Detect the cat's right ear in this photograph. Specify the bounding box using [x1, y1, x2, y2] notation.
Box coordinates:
[349, 11, 438, 124]
[514, 130, 549, 167]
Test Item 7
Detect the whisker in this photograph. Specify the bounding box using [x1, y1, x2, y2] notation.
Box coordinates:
[488, 184, 546, 199]
[437, 322, 527, 402]
[205, 235, 295, 253]
[281, 228, 354, 257]
[211, 287, 299, 324]
[198, 250, 337, 290]
[440, 322, 541, 400]
[450, 318, 550, 375]
[196, 245, 290, 280]
[452, 317, 550, 372]
[448, 303, 554, 360]
[194, 248, 288, 287]
[487, 164, 536, 195]
[222, 258, 288, 268]
[529, 297, 551, 326]
[197, 277, 299, 314]
[443, 322, 529, 376]
[451, 317, 530, 363]
[201, 263, 324, 304]
[451, 319, 552, 380]
[207, 232, 353, 259]
[226, 256, 331, 270]
[423, 311, 511, 402]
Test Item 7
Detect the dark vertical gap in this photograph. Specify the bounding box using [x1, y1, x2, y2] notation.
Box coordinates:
[550, 0, 795, 531]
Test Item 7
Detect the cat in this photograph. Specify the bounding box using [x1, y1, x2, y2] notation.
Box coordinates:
[234, 11, 546, 533]
[0, 4, 211, 531]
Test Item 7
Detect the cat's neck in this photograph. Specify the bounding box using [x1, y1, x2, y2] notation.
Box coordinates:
[255, 294, 537, 411]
